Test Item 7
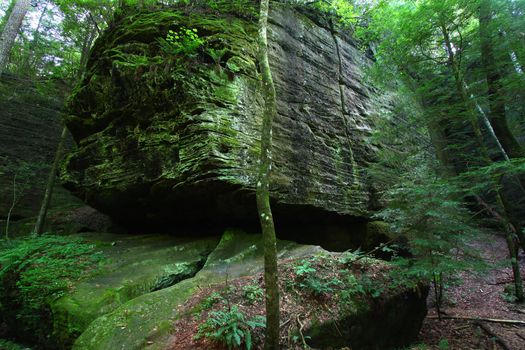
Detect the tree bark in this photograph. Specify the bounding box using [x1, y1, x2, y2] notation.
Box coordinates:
[0, 0, 30, 76]
[5, 174, 17, 240]
[33, 127, 67, 236]
[256, 0, 280, 348]
[479, 0, 524, 158]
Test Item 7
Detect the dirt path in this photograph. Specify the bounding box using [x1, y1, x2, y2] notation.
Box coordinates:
[414, 231, 525, 350]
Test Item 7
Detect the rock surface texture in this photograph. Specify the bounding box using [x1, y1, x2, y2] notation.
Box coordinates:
[71, 230, 427, 350]
[62, 1, 383, 234]
[0, 74, 81, 220]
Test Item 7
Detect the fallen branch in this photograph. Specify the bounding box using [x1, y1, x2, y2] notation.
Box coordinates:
[473, 321, 511, 350]
[280, 317, 292, 329]
[516, 332, 525, 341]
[428, 315, 525, 326]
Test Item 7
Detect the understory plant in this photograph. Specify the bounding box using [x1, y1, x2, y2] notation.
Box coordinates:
[158, 27, 204, 57]
[195, 304, 265, 350]
[292, 258, 342, 297]
[377, 168, 484, 315]
[0, 235, 103, 341]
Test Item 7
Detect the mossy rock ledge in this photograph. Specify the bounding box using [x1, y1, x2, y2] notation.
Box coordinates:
[72, 230, 427, 350]
[61, 1, 385, 239]
[0, 232, 219, 350]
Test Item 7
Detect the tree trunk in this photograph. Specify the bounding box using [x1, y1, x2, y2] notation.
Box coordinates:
[0, 0, 30, 75]
[79, 24, 97, 74]
[257, 0, 280, 348]
[5, 174, 17, 240]
[479, 0, 524, 158]
[33, 127, 67, 236]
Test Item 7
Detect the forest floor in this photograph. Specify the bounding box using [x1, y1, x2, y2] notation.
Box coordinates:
[412, 231, 525, 350]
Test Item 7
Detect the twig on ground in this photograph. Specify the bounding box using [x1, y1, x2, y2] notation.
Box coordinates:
[296, 316, 308, 349]
[280, 317, 292, 329]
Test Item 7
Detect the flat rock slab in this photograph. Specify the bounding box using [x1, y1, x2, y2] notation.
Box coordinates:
[50, 232, 220, 349]
[72, 230, 324, 350]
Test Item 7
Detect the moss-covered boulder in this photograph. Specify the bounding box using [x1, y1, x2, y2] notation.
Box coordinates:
[62, 1, 384, 236]
[51, 233, 219, 349]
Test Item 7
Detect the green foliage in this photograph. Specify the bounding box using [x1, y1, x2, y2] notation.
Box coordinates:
[376, 170, 484, 304]
[311, 0, 358, 26]
[158, 27, 205, 57]
[293, 260, 316, 276]
[206, 47, 228, 66]
[242, 284, 263, 304]
[501, 283, 519, 303]
[0, 339, 31, 350]
[0, 339, 32, 350]
[195, 305, 265, 350]
[0, 235, 103, 336]
[438, 338, 449, 350]
[338, 273, 385, 306]
[200, 291, 224, 310]
[292, 259, 341, 296]
[205, 0, 257, 17]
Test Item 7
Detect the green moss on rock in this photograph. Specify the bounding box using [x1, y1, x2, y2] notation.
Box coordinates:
[62, 1, 384, 231]
[49, 233, 219, 349]
[72, 230, 324, 350]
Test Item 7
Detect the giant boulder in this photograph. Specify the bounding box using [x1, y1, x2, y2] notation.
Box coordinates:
[62, 1, 384, 239]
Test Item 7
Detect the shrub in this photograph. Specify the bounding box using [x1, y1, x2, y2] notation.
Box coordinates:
[242, 284, 263, 304]
[293, 259, 341, 297]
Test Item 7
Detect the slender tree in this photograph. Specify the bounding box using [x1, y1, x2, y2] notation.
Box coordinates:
[33, 126, 67, 236]
[0, 0, 30, 75]
[479, 0, 524, 158]
[256, 0, 280, 348]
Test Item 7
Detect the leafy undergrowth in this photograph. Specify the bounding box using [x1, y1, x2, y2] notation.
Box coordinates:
[167, 251, 421, 350]
[0, 338, 32, 350]
[0, 235, 104, 345]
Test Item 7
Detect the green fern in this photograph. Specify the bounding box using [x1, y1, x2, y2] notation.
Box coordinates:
[195, 305, 265, 350]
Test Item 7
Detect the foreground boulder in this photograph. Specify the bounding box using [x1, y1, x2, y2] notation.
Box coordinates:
[0, 233, 219, 349]
[0, 230, 427, 349]
[73, 230, 427, 350]
[72, 230, 324, 349]
[62, 1, 384, 235]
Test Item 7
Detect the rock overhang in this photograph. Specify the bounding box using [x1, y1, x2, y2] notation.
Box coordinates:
[61, 1, 384, 241]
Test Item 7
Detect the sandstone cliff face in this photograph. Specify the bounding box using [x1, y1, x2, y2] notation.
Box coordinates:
[0, 74, 79, 220]
[62, 2, 383, 233]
